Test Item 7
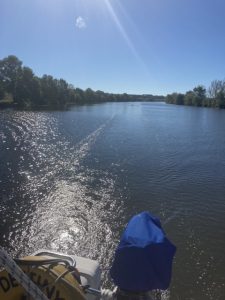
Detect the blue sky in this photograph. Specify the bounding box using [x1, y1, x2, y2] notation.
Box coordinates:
[1, 0, 225, 95]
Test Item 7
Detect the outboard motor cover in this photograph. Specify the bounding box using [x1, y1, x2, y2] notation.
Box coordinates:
[110, 212, 176, 292]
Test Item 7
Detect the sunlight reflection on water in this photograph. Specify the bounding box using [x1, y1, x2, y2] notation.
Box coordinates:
[1, 103, 225, 299]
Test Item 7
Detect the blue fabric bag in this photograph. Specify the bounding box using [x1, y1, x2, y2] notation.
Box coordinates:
[110, 212, 176, 291]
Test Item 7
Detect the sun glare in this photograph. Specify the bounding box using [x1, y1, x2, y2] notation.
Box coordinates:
[103, 0, 138, 58]
[103, 0, 152, 77]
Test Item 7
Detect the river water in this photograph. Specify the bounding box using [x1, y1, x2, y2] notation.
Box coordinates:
[0, 102, 225, 299]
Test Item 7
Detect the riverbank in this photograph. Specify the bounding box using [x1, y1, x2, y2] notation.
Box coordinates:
[166, 82, 225, 109]
[0, 55, 165, 111]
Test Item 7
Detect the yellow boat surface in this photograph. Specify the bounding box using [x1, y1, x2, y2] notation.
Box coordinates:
[0, 255, 86, 300]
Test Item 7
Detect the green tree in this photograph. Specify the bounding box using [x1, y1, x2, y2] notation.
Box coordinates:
[40, 75, 58, 107]
[84, 88, 96, 103]
[184, 91, 194, 105]
[208, 80, 225, 98]
[0, 55, 22, 101]
[192, 85, 206, 106]
[175, 93, 184, 105]
[56, 79, 69, 108]
[166, 94, 174, 104]
[216, 91, 225, 108]
[75, 88, 85, 104]
[193, 85, 206, 98]
[16, 67, 41, 107]
[166, 93, 184, 105]
[0, 83, 4, 100]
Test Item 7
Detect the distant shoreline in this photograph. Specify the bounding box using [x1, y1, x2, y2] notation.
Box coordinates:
[166, 82, 225, 109]
[0, 55, 165, 111]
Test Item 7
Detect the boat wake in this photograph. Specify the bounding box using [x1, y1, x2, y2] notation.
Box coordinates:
[1, 112, 123, 287]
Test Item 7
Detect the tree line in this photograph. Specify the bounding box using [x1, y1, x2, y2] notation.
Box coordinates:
[0, 55, 164, 109]
[166, 82, 225, 109]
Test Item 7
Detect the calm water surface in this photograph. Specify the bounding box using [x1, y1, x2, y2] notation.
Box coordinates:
[0, 102, 225, 299]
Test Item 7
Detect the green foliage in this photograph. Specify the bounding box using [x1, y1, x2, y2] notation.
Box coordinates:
[192, 85, 206, 106]
[165, 93, 184, 105]
[0, 92, 13, 103]
[167, 82, 225, 109]
[0, 55, 22, 100]
[184, 91, 194, 105]
[216, 91, 225, 108]
[0, 55, 164, 109]
[0, 85, 4, 100]
[193, 85, 206, 99]
[16, 67, 37, 107]
[208, 80, 225, 99]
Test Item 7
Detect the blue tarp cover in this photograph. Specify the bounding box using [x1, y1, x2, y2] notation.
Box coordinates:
[110, 212, 176, 291]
